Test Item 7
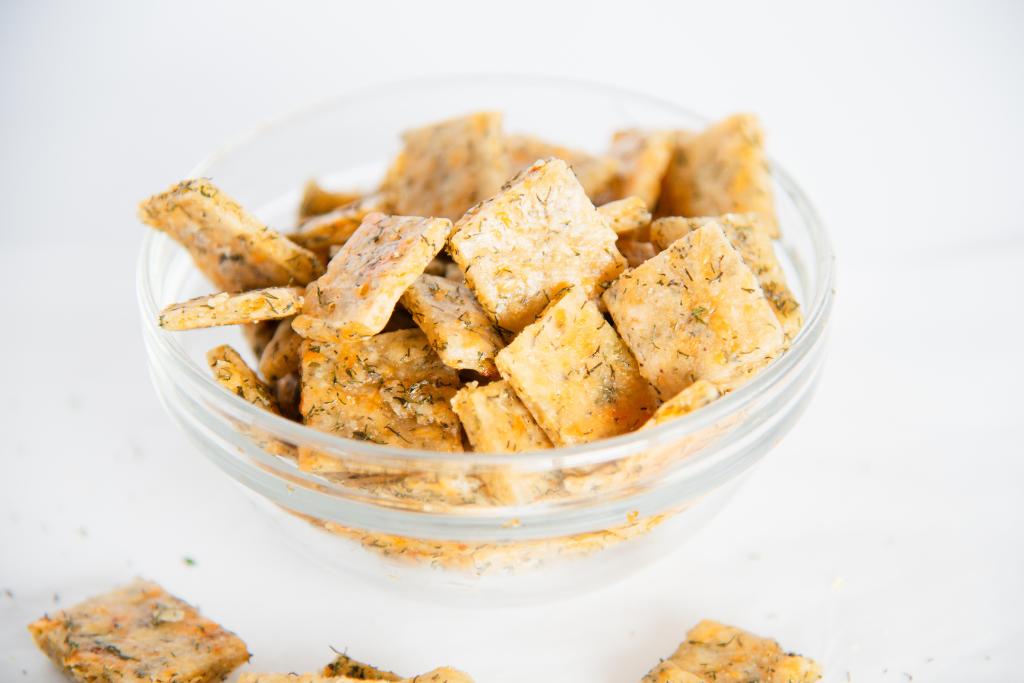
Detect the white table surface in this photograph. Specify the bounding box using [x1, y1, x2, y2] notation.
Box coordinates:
[2, 2, 1022, 681]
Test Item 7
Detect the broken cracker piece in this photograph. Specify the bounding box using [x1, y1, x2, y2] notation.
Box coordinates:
[288, 193, 389, 257]
[599, 196, 652, 236]
[259, 317, 304, 382]
[298, 180, 363, 220]
[658, 115, 779, 237]
[293, 213, 450, 341]
[651, 213, 801, 338]
[383, 111, 507, 220]
[322, 652, 401, 680]
[299, 329, 462, 451]
[138, 178, 323, 292]
[606, 129, 674, 208]
[645, 619, 821, 683]
[449, 158, 626, 333]
[27, 579, 249, 683]
[495, 287, 659, 445]
[400, 274, 505, 377]
[505, 133, 618, 198]
[159, 287, 304, 331]
[603, 222, 785, 397]
[207, 344, 281, 414]
[643, 379, 720, 428]
[617, 239, 658, 268]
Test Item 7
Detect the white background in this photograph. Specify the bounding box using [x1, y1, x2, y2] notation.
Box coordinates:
[2, 2, 1022, 681]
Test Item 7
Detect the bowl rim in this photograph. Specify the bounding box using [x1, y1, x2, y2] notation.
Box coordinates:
[137, 73, 836, 471]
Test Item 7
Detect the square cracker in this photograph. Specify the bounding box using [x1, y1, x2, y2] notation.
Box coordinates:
[651, 213, 802, 338]
[400, 274, 505, 377]
[207, 344, 281, 415]
[383, 111, 508, 221]
[299, 329, 462, 451]
[651, 619, 821, 683]
[138, 178, 323, 292]
[605, 129, 674, 208]
[598, 196, 652, 236]
[495, 287, 659, 445]
[449, 158, 627, 333]
[27, 579, 249, 683]
[658, 115, 780, 237]
[159, 287, 304, 331]
[293, 213, 450, 341]
[602, 222, 785, 397]
[505, 133, 618, 199]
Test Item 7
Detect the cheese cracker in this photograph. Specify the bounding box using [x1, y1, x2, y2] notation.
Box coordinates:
[207, 344, 281, 414]
[159, 287, 304, 331]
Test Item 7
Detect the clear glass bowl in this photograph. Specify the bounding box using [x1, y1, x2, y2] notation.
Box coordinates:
[137, 75, 835, 604]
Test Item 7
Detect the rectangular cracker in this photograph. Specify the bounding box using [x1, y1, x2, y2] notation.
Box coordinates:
[598, 196, 652, 236]
[658, 115, 780, 237]
[642, 379, 720, 428]
[207, 344, 281, 414]
[322, 653, 401, 680]
[138, 178, 323, 292]
[383, 111, 508, 220]
[602, 222, 785, 397]
[495, 287, 659, 445]
[400, 274, 505, 376]
[605, 129, 674, 208]
[27, 580, 249, 683]
[652, 620, 822, 683]
[616, 239, 658, 268]
[299, 329, 462, 451]
[505, 133, 618, 199]
[298, 179, 363, 220]
[288, 193, 389, 257]
[449, 158, 627, 333]
[652, 213, 802, 338]
[259, 317, 303, 382]
[159, 287, 304, 331]
[293, 213, 450, 341]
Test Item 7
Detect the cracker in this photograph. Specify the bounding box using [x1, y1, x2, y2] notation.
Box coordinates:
[27, 579, 249, 683]
[617, 239, 658, 268]
[298, 180, 363, 220]
[643, 379, 720, 428]
[602, 222, 785, 397]
[598, 196, 652, 236]
[494, 287, 659, 445]
[641, 661, 704, 683]
[449, 158, 627, 333]
[505, 133, 618, 198]
[383, 111, 507, 220]
[658, 115, 779, 237]
[138, 178, 323, 291]
[275, 372, 302, 421]
[400, 274, 505, 376]
[288, 193, 389, 257]
[606, 129, 674, 208]
[293, 213, 450, 341]
[241, 319, 278, 358]
[322, 653, 401, 680]
[651, 213, 802, 337]
[159, 287, 304, 331]
[241, 669, 472, 683]
[259, 317, 304, 382]
[207, 344, 281, 414]
[651, 620, 822, 683]
[299, 329, 462, 451]
[444, 262, 464, 282]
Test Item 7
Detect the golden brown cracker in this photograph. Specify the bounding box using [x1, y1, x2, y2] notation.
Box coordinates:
[207, 344, 281, 414]
[259, 317, 304, 382]
[606, 129, 674, 208]
[322, 652, 401, 680]
[643, 379, 720, 428]
[159, 287, 304, 331]
[288, 193, 389, 257]
[616, 239, 658, 268]
[599, 196, 652, 236]
[298, 180, 363, 220]
[505, 133, 618, 198]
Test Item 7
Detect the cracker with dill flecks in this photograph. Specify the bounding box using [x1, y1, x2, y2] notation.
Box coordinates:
[207, 344, 281, 414]
[641, 661, 705, 683]
[495, 287, 659, 445]
[27, 580, 249, 683]
[138, 178, 323, 292]
[658, 115, 780, 237]
[240, 668, 475, 683]
[617, 239, 658, 269]
[383, 111, 507, 221]
[288, 193, 389, 258]
[598, 196, 652, 236]
[322, 652, 401, 680]
[449, 158, 627, 333]
[259, 317, 303, 383]
[505, 133, 618, 199]
[605, 129, 674, 209]
[298, 329, 462, 451]
[298, 180, 364, 220]
[292, 213, 450, 342]
[603, 222, 785, 397]
[159, 287, 304, 331]
[651, 213, 801, 338]
[241, 320, 278, 358]
[642, 619, 821, 683]
[642, 379, 720, 428]
[400, 274, 505, 377]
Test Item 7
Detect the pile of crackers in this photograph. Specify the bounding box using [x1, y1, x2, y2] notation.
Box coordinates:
[140, 110, 800, 471]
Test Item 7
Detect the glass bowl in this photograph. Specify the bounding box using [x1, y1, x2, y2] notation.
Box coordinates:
[137, 75, 835, 604]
